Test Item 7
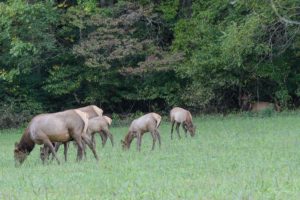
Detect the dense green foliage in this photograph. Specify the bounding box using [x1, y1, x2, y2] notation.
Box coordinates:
[0, 0, 299, 127]
[2, 114, 300, 199]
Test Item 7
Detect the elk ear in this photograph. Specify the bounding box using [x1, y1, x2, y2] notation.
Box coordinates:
[15, 142, 18, 148]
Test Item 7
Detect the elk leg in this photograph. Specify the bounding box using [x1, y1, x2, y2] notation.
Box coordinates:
[82, 142, 87, 160]
[176, 123, 181, 139]
[91, 134, 96, 149]
[51, 142, 60, 161]
[54, 142, 61, 152]
[150, 131, 156, 151]
[63, 142, 68, 162]
[182, 124, 188, 137]
[44, 145, 51, 163]
[40, 147, 45, 164]
[73, 135, 84, 162]
[136, 132, 142, 152]
[44, 140, 60, 165]
[40, 146, 48, 164]
[171, 121, 175, 140]
[156, 130, 161, 148]
[99, 132, 107, 147]
[104, 128, 114, 147]
[82, 134, 99, 161]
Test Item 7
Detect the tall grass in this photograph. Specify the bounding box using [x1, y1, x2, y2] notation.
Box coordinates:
[1, 114, 300, 199]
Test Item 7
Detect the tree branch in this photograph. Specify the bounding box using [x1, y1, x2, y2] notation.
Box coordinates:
[270, 0, 300, 25]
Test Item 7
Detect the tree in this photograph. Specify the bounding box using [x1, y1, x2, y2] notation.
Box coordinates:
[172, 0, 300, 111]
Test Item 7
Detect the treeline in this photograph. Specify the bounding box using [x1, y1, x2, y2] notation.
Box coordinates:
[0, 0, 299, 127]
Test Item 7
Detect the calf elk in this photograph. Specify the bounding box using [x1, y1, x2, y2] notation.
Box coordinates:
[121, 113, 161, 151]
[88, 116, 113, 147]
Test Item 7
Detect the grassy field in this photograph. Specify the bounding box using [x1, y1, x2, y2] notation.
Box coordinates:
[1, 113, 300, 199]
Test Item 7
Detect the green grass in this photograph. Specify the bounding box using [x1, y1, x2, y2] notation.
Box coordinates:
[1, 113, 300, 199]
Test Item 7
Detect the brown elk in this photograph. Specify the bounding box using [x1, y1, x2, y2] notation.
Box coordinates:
[39, 105, 104, 163]
[121, 113, 161, 151]
[40, 116, 112, 163]
[14, 109, 98, 166]
[239, 94, 280, 112]
[170, 107, 196, 139]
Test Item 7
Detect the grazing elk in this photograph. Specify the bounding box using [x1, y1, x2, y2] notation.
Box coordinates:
[39, 115, 113, 163]
[239, 94, 280, 112]
[89, 116, 113, 147]
[170, 107, 196, 139]
[14, 109, 98, 166]
[121, 113, 161, 151]
[39, 105, 104, 163]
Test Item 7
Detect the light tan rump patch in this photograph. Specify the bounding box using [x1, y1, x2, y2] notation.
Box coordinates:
[152, 113, 162, 128]
[92, 106, 103, 117]
[75, 109, 88, 135]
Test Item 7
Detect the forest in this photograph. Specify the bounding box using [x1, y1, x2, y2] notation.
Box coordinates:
[0, 0, 299, 127]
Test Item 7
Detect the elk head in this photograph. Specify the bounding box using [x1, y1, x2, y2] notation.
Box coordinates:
[14, 142, 28, 167]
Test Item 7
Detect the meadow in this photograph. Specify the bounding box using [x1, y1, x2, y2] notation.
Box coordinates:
[1, 113, 300, 199]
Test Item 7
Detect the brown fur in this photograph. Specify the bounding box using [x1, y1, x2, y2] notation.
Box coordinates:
[39, 105, 104, 163]
[121, 113, 161, 151]
[40, 115, 113, 163]
[122, 132, 134, 148]
[14, 109, 99, 166]
[14, 128, 35, 165]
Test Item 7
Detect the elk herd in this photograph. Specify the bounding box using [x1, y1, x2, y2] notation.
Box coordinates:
[13, 106, 196, 166]
[13, 93, 281, 167]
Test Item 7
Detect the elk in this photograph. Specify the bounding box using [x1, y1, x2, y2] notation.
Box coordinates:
[39, 105, 104, 163]
[121, 113, 161, 151]
[239, 94, 280, 112]
[14, 109, 98, 166]
[40, 116, 113, 163]
[88, 116, 113, 147]
[170, 107, 196, 139]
